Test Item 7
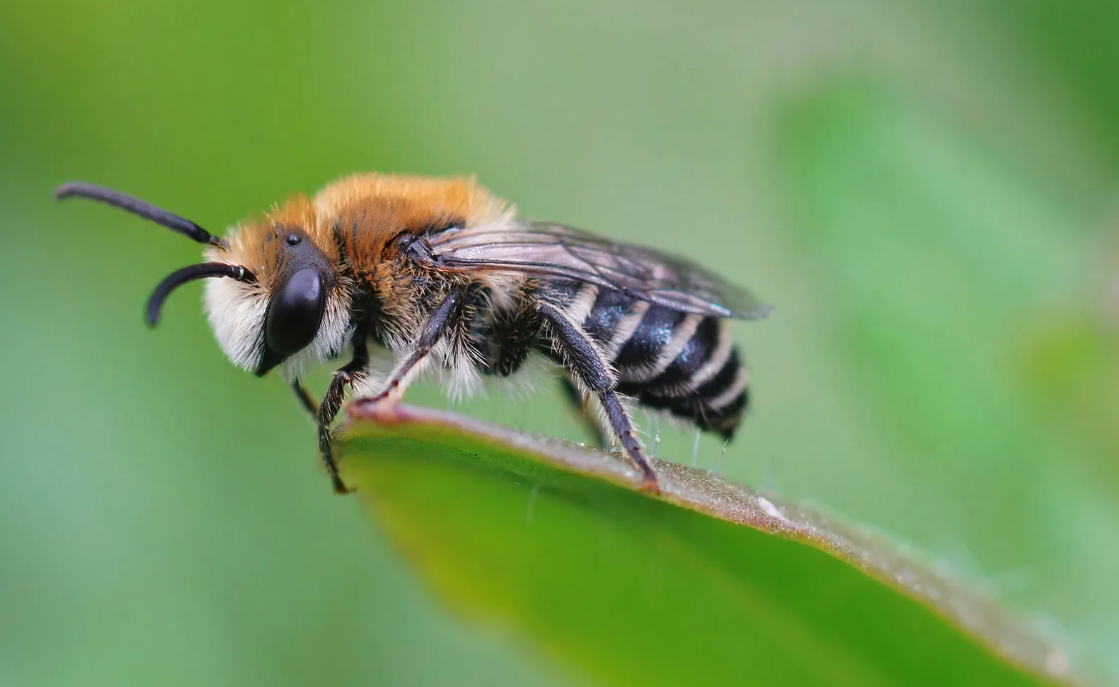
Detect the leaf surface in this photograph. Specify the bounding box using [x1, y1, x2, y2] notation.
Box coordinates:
[338, 403, 1077, 687]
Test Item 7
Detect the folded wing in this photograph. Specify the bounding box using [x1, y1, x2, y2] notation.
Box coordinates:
[429, 221, 770, 319]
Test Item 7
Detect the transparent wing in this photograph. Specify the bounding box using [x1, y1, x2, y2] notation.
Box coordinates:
[430, 221, 770, 319]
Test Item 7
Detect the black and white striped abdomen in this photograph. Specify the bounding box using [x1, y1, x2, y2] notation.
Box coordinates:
[581, 287, 749, 439]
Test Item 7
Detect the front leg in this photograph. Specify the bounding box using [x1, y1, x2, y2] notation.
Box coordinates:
[361, 288, 465, 406]
[537, 302, 658, 492]
[290, 334, 369, 495]
[317, 345, 369, 494]
[291, 379, 318, 417]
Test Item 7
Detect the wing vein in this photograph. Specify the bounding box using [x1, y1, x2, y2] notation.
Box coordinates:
[431, 220, 770, 320]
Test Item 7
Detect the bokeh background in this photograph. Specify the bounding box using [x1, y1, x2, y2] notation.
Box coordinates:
[3, 1, 1119, 685]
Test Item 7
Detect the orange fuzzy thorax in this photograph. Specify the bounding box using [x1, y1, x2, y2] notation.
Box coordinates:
[210, 173, 511, 289]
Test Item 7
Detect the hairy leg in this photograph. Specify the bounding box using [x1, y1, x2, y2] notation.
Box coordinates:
[537, 302, 657, 490]
[290, 332, 369, 494]
[559, 377, 608, 448]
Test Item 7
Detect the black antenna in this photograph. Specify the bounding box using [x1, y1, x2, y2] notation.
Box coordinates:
[147, 263, 256, 326]
[55, 181, 226, 249]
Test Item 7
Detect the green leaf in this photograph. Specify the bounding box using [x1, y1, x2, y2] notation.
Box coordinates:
[337, 403, 1076, 687]
[770, 82, 1119, 678]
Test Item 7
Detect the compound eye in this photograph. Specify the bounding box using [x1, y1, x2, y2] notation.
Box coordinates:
[265, 267, 326, 356]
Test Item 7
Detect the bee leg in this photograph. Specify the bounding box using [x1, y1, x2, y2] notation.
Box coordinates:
[291, 380, 318, 417]
[537, 303, 659, 492]
[360, 289, 465, 406]
[289, 380, 347, 493]
[297, 335, 370, 495]
[598, 390, 659, 493]
[559, 377, 608, 448]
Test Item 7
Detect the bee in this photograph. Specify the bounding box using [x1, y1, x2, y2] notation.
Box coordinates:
[55, 174, 769, 493]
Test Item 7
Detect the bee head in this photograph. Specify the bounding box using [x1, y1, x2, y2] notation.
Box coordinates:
[56, 184, 351, 379]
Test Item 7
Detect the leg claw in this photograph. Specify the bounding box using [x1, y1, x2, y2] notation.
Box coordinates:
[330, 474, 353, 495]
[638, 474, 661, 496]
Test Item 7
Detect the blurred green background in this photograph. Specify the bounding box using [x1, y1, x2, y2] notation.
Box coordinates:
[3, 1, 1119, 685]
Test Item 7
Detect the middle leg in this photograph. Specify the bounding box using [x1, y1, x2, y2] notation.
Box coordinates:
[359, 288, 466, 406]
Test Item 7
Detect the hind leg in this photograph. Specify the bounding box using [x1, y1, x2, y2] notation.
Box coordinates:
[538, 302, 657, 490]
[560, 377, 609, 448]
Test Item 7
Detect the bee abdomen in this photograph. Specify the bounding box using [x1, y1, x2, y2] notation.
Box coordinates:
[583, 290, 749, 439]
[629, 346, 749, 439]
